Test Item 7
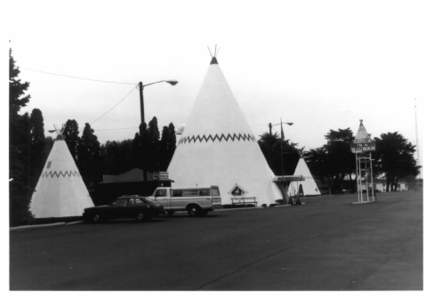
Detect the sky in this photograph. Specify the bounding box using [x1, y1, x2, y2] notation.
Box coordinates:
[6, 0, 433, 163]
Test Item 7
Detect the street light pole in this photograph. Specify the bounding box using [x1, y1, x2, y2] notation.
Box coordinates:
[280, 119, 284, 175]
[269, 119, 294, 205]
[137, 79, 178, 182]
[269, 120, 294, 175]
[139, 81, 145, 128]
[137, 79, 178, 132]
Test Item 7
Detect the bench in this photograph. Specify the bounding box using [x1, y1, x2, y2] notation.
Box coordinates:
[231, 197, 257, 206]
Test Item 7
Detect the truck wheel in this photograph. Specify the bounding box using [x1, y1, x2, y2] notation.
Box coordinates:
[187, 204, 202, 217]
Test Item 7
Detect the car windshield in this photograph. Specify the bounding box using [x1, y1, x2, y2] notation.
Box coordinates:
[113, 198, 128, 207]
[129, 198, 145, 206]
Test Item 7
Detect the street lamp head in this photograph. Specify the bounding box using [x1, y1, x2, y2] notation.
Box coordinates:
[166, 80, 178, 86]
[270, 121, 294, 127]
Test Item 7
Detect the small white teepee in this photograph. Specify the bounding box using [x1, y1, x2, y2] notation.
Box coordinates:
[288, 157, 321, 196]
[30, 134, 94, 218]
[168, 56, 281, 206]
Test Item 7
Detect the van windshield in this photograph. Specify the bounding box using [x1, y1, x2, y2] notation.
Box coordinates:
[210, 187, 220, 196]
[155, 189, 167, 197]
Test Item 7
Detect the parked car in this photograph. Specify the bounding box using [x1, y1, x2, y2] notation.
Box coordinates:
[146, 186, 221, 216]
[83, 195, 164, 223]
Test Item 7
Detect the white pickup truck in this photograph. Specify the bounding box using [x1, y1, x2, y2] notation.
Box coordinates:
[147, 186, 221, 216]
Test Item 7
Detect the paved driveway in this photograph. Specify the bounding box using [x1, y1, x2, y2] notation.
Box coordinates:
[10, 191, 422, 290]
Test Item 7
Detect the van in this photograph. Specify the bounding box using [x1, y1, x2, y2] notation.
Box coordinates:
[147, 186, 221, 216]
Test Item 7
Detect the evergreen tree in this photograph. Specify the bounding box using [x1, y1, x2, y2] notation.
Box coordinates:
[78, 123, 101, 188]
[10, 114, 32, 225]
[159, 123, 177, 171]
[44, 137, 54, 160]
[30, 109, 45, 144]
[118, 139, 135, 172]
[29, 108, 46, 191]
[258, 132, 300, 175]
[258, 132, 279, 171]
[100, 141, 117, 174]
[148, 117, 160, 171]
[100, 139, 135, 175]
[305, 147, 331, 194]
[159, 126, 170, 170]
[9, 48, 32, 225]
[323, 128, 355, 192]
[9, 49, 30, 117]
[133, 122, 151, 174]
[63, 119, 80, 161]
[148, 117, 160, 142]
[133, 132, 144, 172]
[166, 123, 177, 168]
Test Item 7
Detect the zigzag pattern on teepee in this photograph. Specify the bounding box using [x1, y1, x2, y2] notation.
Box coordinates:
[41, 170, 81, 178]
[30, 135, 94, 218]
[179, 132, 256, 144]
[168, 55, 282, 206]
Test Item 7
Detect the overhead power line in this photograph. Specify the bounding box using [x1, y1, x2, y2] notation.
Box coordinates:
[94, 127, 138, 132]
[91, 86, 137, 124]
[22, 67, 136, 85]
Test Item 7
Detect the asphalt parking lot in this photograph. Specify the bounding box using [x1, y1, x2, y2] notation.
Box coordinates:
[10, 191, 422, 290]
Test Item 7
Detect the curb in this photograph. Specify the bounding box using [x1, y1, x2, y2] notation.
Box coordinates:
[216, 203, 295, 212]
[10, 220, 83, 231]
[66, 220, 84, 225]
[216, 206, 258, 212]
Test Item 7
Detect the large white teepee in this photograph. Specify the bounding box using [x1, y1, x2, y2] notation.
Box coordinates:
[30, 136, 94, 218]
[288, 157, 321, 196]
[168, 57, 281, 206]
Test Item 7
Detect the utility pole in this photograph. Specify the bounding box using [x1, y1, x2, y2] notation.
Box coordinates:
[137, 79, 178, 134]
[280, 119, 284, 175]
[269, 120, 294, 175]
[139, 81, 145, 132]
[269, 119, 294, 205]
[414, 98, 422, 180]
[136, 79, 178, 183]
[414, 98, 420, 165]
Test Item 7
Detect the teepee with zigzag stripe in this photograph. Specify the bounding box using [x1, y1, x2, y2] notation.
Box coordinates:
[168, 56, 281, 206]
[288, 157, 321, 197]
[30, 134, 94, 218]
